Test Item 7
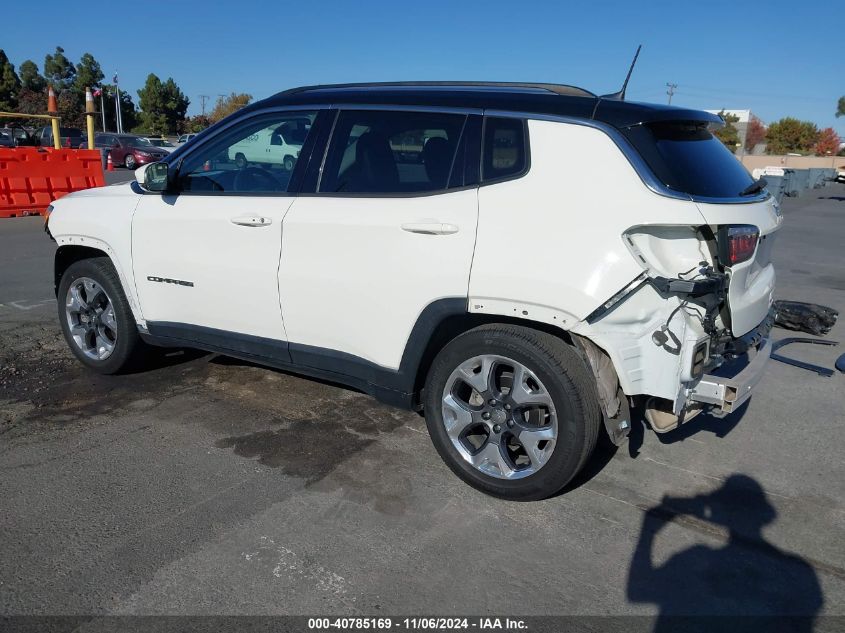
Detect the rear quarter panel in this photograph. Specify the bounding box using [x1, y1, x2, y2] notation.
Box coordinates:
[468, 118, 707, 326]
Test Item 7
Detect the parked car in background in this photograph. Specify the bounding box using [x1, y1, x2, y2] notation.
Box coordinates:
[0, 125, 39, 147]
[836, 165, 845, 183]
[227, 118, 310, 170]
[94, 134, 169, 168]
[143, 137, 178, 153]
[177, 133, 198, 145]
[37, 126, 83, 148]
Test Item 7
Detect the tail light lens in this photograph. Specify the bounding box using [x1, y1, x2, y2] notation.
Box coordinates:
[719, 225, 759, 266]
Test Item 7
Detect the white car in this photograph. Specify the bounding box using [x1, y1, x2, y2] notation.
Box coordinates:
[176, 133, 198, 145]
[142, 137, 178, 153]
[837, 165, 845, 183]
[46, 82, 781, 500]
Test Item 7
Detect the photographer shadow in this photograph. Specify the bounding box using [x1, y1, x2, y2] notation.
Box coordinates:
[627, 474, 823, 632]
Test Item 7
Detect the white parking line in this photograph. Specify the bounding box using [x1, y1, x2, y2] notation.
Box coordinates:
[0, 298, 56, 311]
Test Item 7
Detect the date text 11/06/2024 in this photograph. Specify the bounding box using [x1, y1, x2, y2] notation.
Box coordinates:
[307, 617, 528, 630]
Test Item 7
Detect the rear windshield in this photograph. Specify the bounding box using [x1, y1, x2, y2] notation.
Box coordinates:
[623, 121, 756, 198]
[60, 127, 82, 137]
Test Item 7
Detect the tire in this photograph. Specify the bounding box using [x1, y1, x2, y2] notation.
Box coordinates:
[283, 155, 295, 171]
[124, 153, 136, 169]
[234, 152, 247, 169]
[57, 257, 145, 374]
[423, 324, 601, 501]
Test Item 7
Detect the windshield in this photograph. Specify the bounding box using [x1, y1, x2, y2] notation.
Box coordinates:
[623, 120, 756, 198]
[60, 127, 82, 137]
[129, 137, 153, 147]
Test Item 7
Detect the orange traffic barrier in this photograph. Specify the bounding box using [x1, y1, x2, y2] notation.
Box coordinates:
[0, 148, 105, 218]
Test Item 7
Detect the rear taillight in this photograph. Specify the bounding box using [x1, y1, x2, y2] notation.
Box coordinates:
[719, 225, 759, 266]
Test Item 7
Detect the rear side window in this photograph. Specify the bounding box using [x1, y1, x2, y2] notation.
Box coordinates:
[482, 117, 528, 183]
[624, 121, 756, 198]
[319, 110, 466, 194]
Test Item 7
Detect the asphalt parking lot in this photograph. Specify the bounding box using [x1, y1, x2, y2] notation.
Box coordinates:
[1, 183, 843, 623]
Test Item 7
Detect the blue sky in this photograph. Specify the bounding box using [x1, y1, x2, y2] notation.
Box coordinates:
[5, 0, 843, 135]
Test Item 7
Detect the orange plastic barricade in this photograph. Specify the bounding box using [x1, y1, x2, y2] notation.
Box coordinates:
[0, 148, 105, 218]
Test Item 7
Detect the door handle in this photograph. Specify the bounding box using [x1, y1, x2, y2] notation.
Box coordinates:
[230, 215, 272, 227]
[400, 222, 459, 235]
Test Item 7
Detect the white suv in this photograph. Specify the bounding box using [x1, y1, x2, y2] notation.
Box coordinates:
[46, 82, 781, 500]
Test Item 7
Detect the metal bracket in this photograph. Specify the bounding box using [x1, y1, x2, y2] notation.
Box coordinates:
[770, 337, 839, 377]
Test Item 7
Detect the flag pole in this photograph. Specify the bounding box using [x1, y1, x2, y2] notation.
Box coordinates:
[113, 73, 123, 134]
[99, 90, 106, 132]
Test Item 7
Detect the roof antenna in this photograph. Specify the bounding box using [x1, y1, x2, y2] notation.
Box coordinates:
[601, 45, 642, 101]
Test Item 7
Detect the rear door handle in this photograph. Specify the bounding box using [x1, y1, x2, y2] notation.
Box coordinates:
[230, 215, 272, 227]
[400, 222, 459, 235]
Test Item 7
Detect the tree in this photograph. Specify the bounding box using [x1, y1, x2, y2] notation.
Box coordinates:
[137, 73, 189, 134]
[837, 96, 845, 118]
[137, 73, 165, 133]
[19, 60, 46, 92]
[745, 116, 766, 153]
[184, 114, 211, 134]
[713, 110, 740, 153]
[161, 78, 189, 127]
[73, 53, 104, 95]
[813, 128, 840, 156]
[44, 46, 75, 90]
[209, 92, 252, 123]
[57, 90, 84, 128]
[0, 49, 21, 112]
[765, 117, 819, 155]
[16, 88, 47, 127]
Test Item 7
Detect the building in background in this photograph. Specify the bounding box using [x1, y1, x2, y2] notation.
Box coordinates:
[704, 109, 767, 155]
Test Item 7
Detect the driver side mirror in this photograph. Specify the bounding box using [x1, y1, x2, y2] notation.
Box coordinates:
[140, 161, 175, 193]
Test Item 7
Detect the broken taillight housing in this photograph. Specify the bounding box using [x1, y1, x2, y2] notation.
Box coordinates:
[719, 225, 759, 266]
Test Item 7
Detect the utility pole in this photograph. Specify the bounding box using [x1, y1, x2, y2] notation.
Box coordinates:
[666, 82, 677, 105]
[199, 94, 210, 116]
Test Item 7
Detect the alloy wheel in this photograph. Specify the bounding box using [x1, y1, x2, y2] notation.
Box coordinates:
[441, 354, 558, 479]
[65, 277, 118, 361]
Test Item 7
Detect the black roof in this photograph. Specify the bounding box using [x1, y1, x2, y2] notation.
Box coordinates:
[247, 81, 721, 129]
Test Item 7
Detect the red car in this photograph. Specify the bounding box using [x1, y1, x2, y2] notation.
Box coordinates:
[91, 133, 169, 169]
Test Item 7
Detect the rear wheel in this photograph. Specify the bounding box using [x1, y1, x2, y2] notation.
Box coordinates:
[423, 325, 601, 500]
[58, 257, 145, 374]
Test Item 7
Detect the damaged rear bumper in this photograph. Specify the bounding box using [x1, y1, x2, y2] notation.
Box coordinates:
[689, 336, 771, 414]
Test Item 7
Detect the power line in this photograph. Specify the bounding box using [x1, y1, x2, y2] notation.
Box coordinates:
[199, 94, 210, 116]
[666, 82, 677, 105]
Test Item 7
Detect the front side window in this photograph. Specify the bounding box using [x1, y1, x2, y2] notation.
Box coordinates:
[482, 117, 528, 183]
[319, 110, 466, 194]
[177, 111, 317, 194]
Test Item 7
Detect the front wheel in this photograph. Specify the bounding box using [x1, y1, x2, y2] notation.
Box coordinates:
[423, 325, 601, 500]
[58, 257, 145, 374]
[283, 155, 295, 171]
[124, 153, 136, 169]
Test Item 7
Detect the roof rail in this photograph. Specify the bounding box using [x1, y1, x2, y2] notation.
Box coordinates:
[278, 81, 597, 99]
